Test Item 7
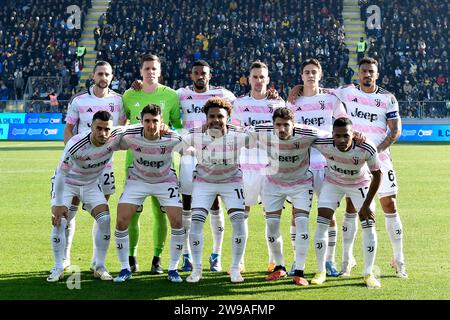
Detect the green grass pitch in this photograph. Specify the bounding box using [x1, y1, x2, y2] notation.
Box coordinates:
[0, 141, 449, 300]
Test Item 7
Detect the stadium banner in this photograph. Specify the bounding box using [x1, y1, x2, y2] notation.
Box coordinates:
[25, 113, 62, 125]
[7, 123, 64, 141]
[398, 124, 450, 142]
[0, 113, 63, 125]
[0, 113, 26, 124]
[0, 124, 9, 140]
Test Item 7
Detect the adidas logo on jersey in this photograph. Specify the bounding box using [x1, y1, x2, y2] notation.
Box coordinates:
[87, 108, 93, 112]
[134, 102, 140, 107]
[391, 183, 396, 187]
[243, 107, 250, 112]
[352, 98, 358, 103]
[187, 96, 193, 100]
[135, 147, 142, 152]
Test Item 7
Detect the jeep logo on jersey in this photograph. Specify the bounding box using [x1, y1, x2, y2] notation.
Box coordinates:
[300, 116, 325, 126]
[351, 108, 378, 122]
[244, 118, 271, 126]
[160, 146, 166, 154]
[278, 155, 300, 163]
[136, 157, 164, 168]
[330, 164, 358, 175]
[353, 157, 359, 165]
[187, 104, 204, 113]
[319, 100, 325, 110]
[82, 158, 109, 169]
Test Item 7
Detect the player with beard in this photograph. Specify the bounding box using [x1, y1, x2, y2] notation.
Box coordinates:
[54, 61, 126, 278]
[176, 60, 236, 273]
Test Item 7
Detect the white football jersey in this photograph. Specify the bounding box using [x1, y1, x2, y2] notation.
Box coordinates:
[66, 86, 126, 133]
[332, 84, 400, 158]
[232, 94, 285, 169]
[249, 123, 327, 187]
[121, 124, 182, 184]
[53, 127, 125, 205]
[182, 125, 249, 183]
[288, 92, 347, 170]
[313, 136, 381, 188]
[176, 85, 236, 129]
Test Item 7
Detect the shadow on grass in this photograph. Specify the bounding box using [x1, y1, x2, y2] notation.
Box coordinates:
[0, 268, 395, 300]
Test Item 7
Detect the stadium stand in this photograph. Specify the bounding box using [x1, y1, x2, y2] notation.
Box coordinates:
[360, 0, 449, 117]
[0, 0, 91, 112]
[97, 0, 347, 98]
[0, 0, 447, 118]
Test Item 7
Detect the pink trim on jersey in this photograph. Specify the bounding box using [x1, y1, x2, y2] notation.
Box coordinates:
[128, 175, 177, 184]
[183, 120, 205, 129]
[127, 142, 176, 155]
[296, 102, 335, 112]
[80, 149, 113, 161]
[322, 154, 368, 166]
[353, 124, 386, 134]
[201, 143, 241, 152]
[66, 116, 78, 125]
[345, 95, 387, 109]
[235, 106, 273, 113]
[267, 175, 312, 187]
[240, 164, 267, 170]
[200, 165, 238, 175]
[65, 178, 84, 186]
[77, 105, 122, 113]
[335, 111, 348, 119]
[310, 162, 326, 170]
[278, 141, 313, 150]
[275, 158, 310, 173]
[325, 176, 370, 188]
[378, 151, 389, 161]
[194, 176, 242, 183]
[133, 165, 171, 177]
[180, 94, 223, 101]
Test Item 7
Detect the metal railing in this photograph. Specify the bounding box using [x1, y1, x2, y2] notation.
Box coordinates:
[398, 101, 450, 119]
[0, 100, 70, 114]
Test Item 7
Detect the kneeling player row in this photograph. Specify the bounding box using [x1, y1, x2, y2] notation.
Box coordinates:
[48, 100, 381, 288]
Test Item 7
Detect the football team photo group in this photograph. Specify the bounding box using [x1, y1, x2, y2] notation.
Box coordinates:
[0, 0, 448, 304]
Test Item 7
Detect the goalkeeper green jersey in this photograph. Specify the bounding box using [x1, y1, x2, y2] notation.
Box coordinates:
[122, 84, 182, 129]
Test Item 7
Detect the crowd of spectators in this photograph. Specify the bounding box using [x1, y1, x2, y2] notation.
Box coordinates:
[360, 0, 448, 110]
[0, 0, 91, 111]
[97, 0, 347, 99]
[0, 0, 447, 118]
